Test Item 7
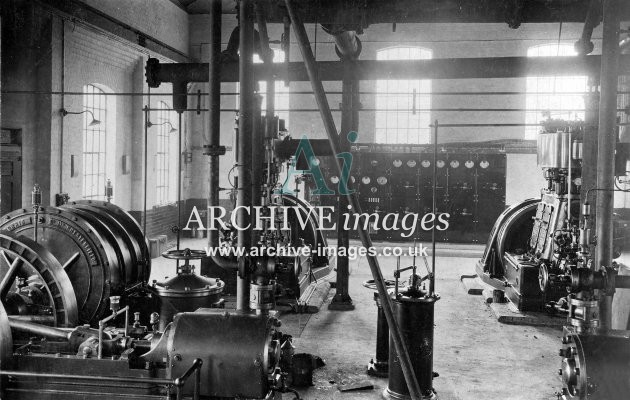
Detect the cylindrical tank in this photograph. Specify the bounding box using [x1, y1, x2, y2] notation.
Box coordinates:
[385, 289, 439, 400]
[167, 310, 282, 399]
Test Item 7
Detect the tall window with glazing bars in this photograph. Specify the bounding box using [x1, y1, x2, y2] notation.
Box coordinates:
[82, 84, 107, 200]
[156, 101, 173, 205]
[375, 46, 432, 144]
[525, 43, 587, 139]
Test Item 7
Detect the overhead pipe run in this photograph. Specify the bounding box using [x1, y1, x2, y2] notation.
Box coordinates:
[146, 55, 630, 84]
[283, 1, 423, 399]
[321, 24, 362, 60]
[575, 0, 601, 55]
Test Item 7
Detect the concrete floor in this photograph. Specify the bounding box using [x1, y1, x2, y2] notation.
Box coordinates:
[151, 240, 564, 400]
[294, 254, 563, 400]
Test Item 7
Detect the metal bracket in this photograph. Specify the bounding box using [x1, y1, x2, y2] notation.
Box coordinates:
[203, 144, 227, 156]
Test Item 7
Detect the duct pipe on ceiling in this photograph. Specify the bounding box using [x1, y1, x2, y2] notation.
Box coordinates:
[321, 24, 362, 60]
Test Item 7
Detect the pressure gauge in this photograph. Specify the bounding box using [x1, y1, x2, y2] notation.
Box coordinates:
[407, 160, 417, 168]
[377, 176, 388, 185]
[392, 159, 402, 168]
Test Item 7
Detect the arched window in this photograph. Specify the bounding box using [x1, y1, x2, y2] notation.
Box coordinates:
[525, 44, 587, 139]
[375, 46, 432, 144]
[82, 84, 108, 200]
[156, 101, 176, 205]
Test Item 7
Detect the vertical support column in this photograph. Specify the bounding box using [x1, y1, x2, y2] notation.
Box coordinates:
[595, 0, 620, 331]
[581, 76, 599, 248]
[236, 0, 255, 311]
[329, 60, 358, 310]
[207, 0, 222, 250]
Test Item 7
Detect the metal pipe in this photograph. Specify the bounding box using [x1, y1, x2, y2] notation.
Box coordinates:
[595, 0, 620, 331]
[8, 317, 71, 341]
[255, 2, 277, 206]
[321, 25, 362, 60]
[204, 0, 238, 271]
[431, 120, 438, 295]
[284, 2, 422, 399]
[252, 95, 263, 207]
[143, 104, 149, 236]
[236, 0, 255, 311]
[207, 0, 222, 251]
[145, 55, 630, 83]
[177, 112, 182, 251]
[575, 0, 601, 55]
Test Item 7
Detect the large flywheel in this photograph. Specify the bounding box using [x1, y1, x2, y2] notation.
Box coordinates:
[0, 206, 118, 323]
[0, 231, 78, 327]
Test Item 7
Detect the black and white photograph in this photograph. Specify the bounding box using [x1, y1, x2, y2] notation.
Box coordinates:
[0, 1, 629, 399]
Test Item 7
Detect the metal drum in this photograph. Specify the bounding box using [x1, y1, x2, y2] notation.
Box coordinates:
[167, 310, 282, 399]
[385, 289, 440, 400]
[67, 200, 151, 282]
[1, 206, 121, 324]
[150, 249, 224, 330]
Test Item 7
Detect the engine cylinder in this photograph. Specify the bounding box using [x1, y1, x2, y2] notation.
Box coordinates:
[167, 310, 282, 399]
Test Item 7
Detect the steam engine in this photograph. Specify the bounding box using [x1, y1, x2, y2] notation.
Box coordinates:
[477, 119, 630, 399]
[0, 187, 323, 399]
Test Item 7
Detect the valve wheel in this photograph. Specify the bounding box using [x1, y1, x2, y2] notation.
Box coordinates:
[538, 263, 550, 292]
[0, 232, 78, 327]
[162, 248, 207, 260]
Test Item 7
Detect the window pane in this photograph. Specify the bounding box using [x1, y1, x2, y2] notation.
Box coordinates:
[525, 44, 586, 139]
[375, 47, 432, 144]
[82, 84, 108, 200]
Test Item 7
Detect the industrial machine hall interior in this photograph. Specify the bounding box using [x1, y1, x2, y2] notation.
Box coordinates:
[1, 0, 630, 399]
